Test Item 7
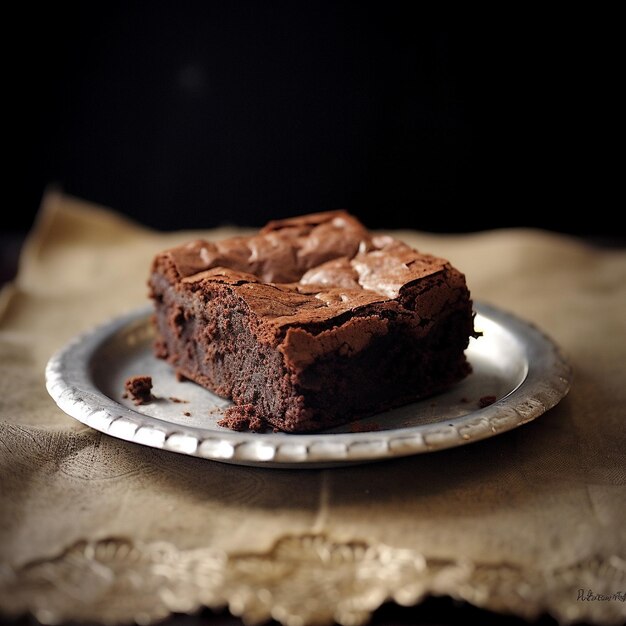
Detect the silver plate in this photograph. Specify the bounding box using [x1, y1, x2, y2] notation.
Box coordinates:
[45, 303, 571, 468]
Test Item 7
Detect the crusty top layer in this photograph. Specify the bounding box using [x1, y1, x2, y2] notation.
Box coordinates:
[152, 211, 468, 335]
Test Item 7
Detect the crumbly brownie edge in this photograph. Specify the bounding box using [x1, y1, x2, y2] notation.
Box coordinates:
[150, 272, 312, 431]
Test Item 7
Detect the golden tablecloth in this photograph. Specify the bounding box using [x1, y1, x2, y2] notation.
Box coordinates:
[1, 192, 624, 625]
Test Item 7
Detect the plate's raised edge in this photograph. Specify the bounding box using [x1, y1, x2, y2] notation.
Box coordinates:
[45, 302, 572, 467]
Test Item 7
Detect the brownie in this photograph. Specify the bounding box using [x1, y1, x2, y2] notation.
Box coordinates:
[124, 375, 154, 405]
[149, 211, 476, 432]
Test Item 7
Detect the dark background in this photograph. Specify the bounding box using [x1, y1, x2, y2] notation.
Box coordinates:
[9, 2, 618, 238]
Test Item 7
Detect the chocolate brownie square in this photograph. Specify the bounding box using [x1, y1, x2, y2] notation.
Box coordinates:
[149, 211, 475, 432]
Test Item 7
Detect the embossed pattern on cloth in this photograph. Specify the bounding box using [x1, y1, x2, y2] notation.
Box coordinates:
[2, 535, 625, 626]
[0, 191, 625, 626]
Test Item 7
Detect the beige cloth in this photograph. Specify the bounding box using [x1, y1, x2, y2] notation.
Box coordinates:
[0, 191, 624, 625]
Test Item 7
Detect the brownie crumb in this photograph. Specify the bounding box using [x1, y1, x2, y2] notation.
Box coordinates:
[183, 411, 191, 417]
[218, 404, 265, 432]
[169, 396, 189, 403]
[478, 395, 497, 408]
[124, 375, 154, 405]
[175, 372, 189, 382]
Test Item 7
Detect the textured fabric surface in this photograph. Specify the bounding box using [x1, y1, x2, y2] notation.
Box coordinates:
[0, 191, 624, 625]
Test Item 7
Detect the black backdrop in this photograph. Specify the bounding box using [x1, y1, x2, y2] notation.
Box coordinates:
[13, 2, 616, 236]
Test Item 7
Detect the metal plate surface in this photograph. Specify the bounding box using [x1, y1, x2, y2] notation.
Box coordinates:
[46, 303, 572, 468]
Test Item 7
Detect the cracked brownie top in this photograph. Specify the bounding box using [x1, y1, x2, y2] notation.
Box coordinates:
[152, 210, 467, 335]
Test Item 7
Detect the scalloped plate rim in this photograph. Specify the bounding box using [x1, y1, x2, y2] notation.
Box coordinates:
[45, 301, 572, 468]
